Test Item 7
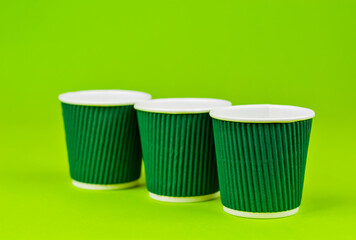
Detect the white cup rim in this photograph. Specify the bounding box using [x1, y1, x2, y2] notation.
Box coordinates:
[210, 104, 315, 123]
[134, 98, 232, 114]
[59, 90, 152, 106]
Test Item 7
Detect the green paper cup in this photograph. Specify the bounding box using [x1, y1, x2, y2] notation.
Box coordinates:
[59, 90, 151, 190]
[210, 104, 315, 218]
[135, 98, 232, 202]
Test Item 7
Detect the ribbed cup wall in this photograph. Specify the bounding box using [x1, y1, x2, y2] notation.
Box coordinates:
[137, 111, 219, 197]
[212, 119, 312, 213]
[61, 103, 142, 184]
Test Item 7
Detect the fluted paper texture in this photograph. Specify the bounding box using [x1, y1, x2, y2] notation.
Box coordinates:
[213, 119, 312, 212]
[62, 103, 142, 184]
[137, 111, 219, 197]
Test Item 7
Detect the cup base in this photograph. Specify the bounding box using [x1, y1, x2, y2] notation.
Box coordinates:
[223, 206, 299, 219]
[149, 192, 219, 203]
[72, 179, 139, 190]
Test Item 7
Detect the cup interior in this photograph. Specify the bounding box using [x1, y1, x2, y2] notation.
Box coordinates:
[59, 90, 152, 106]
[134, 98, 232, 113]
[210, 104, 315, 122]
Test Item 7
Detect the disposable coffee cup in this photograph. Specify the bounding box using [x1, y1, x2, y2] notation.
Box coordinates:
[210, 104, 315, 218]
[134, 98, 232, 202]
[59, 90, 151, 190]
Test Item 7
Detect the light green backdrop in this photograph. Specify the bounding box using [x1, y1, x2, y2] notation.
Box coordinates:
[1, 1, 355, 239]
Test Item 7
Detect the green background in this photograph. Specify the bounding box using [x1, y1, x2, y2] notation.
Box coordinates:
[1, 1, 355, 239]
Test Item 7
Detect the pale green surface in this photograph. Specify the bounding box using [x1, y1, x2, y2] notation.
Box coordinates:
[1, 1, 355, 239]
